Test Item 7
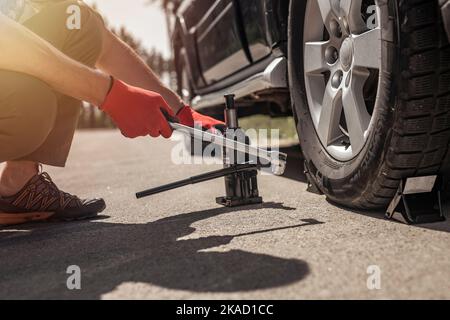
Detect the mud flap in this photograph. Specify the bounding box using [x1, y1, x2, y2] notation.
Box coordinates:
[304, 160, 324, 195]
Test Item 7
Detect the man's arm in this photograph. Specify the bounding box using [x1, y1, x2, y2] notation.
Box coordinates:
[96, 28, 185, 113]
[0, 13, 176, 139]
[0, 13, 110, 106]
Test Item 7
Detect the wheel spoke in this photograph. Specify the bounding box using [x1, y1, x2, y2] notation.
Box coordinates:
[342, 70, 371, 153]
[340, 0, 366, 34]
[317, 82, 342, 146]
[304, 41, 330, 74]
[352, 28, 382, 69]
[317, 0, 335, 25]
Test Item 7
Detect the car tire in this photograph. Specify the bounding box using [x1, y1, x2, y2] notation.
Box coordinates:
[288, 0, 450, 209]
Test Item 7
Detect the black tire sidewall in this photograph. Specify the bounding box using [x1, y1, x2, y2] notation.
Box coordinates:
[288, 0, 397, 206]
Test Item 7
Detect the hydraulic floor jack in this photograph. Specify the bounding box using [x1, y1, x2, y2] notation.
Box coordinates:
[136, 94, 287, 207]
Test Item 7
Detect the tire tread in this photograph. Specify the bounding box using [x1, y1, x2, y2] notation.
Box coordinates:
[362, 0, 450, 208]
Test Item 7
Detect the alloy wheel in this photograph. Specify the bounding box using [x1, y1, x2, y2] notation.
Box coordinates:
[303, 0, 382, 161]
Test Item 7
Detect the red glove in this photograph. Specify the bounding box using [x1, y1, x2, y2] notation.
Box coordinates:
[177, 105, 226, 133]
[101, 79, 174, 139]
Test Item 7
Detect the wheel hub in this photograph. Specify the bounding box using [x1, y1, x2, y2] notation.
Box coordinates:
[340, 38, 354, 71]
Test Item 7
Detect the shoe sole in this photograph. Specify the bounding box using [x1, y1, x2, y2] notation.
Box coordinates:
[49, 211, 100, 222]
[0, 212, 55, 226]
[0, 211, 101, 226]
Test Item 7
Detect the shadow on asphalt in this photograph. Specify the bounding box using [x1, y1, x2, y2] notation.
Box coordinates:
[326, 199, 450, 234]
[0, 202, 324, 299]
[279, 145, 450, 234]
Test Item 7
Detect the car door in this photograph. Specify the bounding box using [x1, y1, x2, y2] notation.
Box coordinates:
[194, 0, 252, 85]
[237, 0, 273, 63]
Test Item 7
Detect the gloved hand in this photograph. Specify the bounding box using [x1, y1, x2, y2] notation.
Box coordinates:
[177, 105, 226, 133]
[101, 78, 175, 139]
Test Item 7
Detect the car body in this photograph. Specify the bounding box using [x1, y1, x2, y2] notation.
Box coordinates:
[167, 0, 450, 215]
[170, 0, 450, 115]
[171, 0, 291, 117]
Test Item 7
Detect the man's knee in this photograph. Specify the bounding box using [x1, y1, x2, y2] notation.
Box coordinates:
[0, 72, 58, 158]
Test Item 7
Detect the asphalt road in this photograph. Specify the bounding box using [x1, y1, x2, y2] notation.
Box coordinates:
[1, 130, 449, 300]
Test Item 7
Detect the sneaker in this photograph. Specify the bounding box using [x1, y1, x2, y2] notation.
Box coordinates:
[0, 172, 106, 226]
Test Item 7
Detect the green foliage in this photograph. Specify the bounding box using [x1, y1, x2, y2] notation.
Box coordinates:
[239, 115, 299, 145]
